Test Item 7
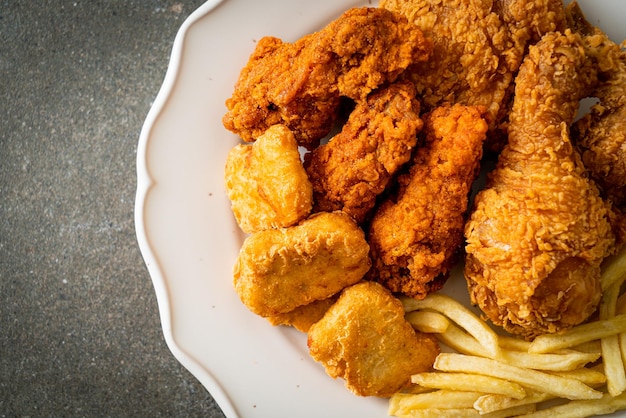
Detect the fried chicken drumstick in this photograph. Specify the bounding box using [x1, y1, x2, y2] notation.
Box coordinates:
[223, 7, 431, 149]
[464, 30, 621, 339]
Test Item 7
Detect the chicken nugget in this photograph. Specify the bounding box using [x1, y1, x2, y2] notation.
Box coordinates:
[233, 211, 370, 317]
[224, 124, 312, 233]
[266, 295, 338, 333]
[308, 281, 439, 397]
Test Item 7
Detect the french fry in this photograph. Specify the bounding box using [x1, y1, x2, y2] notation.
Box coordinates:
[600, 280, 626, 396]
[388, 390, 483, 414]
[475, 403, 536, 417]
[617, 293, 626, 373]
[572, 339, 603, 354]
[437, 322, 491, 357]
[528, 314, 626, 354]
[600, 242, 626, 291]
[434, 353, 603, 400]
[498, 335, 531, 352]
[390, 404, 536, 418]
[474, 390, 552, 414]
[390, 407, 480, 418]
[499, 349, 600, 371]
[521, 392, 626, 418]
[411, 372, 526, 399]
[546, 366, 607, 387]
[402, 294, 501, 359]
[405, 310, 450, 334]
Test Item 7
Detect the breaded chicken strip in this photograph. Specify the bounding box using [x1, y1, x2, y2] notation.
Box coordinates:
[308, 281, 440, 397]
[233, 211, 370, 317]
[304, 81, 422, 224]
[223, 7, 432, 149]
[465, 31, 619, 338]
[368, 104, 487, 299]
[224, 125, 312, 233]
[380, 0, 566, 152]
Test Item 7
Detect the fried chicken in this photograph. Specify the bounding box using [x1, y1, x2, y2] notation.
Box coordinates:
[464, 30, 620, 339]
[224, 124, 312, 233]
[222, 7, 432, 149]
[379, 0, 566, 153]
[567, 2, 626, 213]
[307, 281, 440, 397]
[304, 81, 422, 224]
[233, 211, 370, 318]
[266, 295, 338, 333]
[368, 104, 488, 299]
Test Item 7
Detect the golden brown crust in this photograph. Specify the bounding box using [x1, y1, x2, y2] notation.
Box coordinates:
[464, 31, 618, 338]
[368, 103, 487, 299]
[307, 281, 439, 397]
[380, 0, 566, 153]
[266, 295, 338, 333]
[304, 81, 422, 224]
[224, 125, 313, 233]
[222, 7, 432, 149]
[233, 211, 371, 317]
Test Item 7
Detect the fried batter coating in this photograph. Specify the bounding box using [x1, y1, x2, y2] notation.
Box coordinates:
[223, 7, 432, 149]
[567, 2, 626, 212]
[304, 81, 422, 224]
[266, 295, 338, 333]
[307, 281, 440, 397]
[464, 31, 619, 338]
[380, 0, 566, 152]
[368, 104, 487, 299]
[233, 211, 370, 317]
[224, 125, 312, 233]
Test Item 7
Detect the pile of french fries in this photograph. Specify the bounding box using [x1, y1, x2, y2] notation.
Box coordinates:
[390, 246, 626, 417]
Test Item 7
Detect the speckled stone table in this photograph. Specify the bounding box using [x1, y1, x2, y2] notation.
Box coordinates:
[0, 2, 226, 416]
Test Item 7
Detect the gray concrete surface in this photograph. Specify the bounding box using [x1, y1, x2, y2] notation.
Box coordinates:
[0, 1, 227, 416]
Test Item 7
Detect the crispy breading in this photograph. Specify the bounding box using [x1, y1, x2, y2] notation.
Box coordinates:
[224, 125, 312, 233]
[567, 2, 626, 213]
[233, 211, 370, 317]
[222, 7, 432, 149]
[368, 104, 487, 299]
[380, 0, 566, 152]
[307, 281, 440, 397]
[464, 31, 619, 338]
[266, 295, 338, 333]
[304, 81, 422, 224]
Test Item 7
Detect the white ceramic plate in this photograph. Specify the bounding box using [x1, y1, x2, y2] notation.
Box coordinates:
[135, 1, 626, 417]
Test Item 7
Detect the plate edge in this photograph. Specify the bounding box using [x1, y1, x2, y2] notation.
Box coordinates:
[134, 1, 240, 417]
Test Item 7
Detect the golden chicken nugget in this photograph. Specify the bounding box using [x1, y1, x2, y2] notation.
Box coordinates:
[233, 211, 371, 317]
[267, 295, 338, 333]
[224, 124, 312, 233]
[308, 281, 440, 397]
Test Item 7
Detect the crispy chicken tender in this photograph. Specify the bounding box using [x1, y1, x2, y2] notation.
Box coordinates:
[233, 211, 370, 317]
[464, 31, 619, 338]
[222, 7, 432, 149]
[224, 125, 312, 233]
[304, 81, 422, 224]
[368, 104, 488, 299]
[380, 0, 566, 153]
[567, 2, 626, 212]
[307, 281, 440, 397]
